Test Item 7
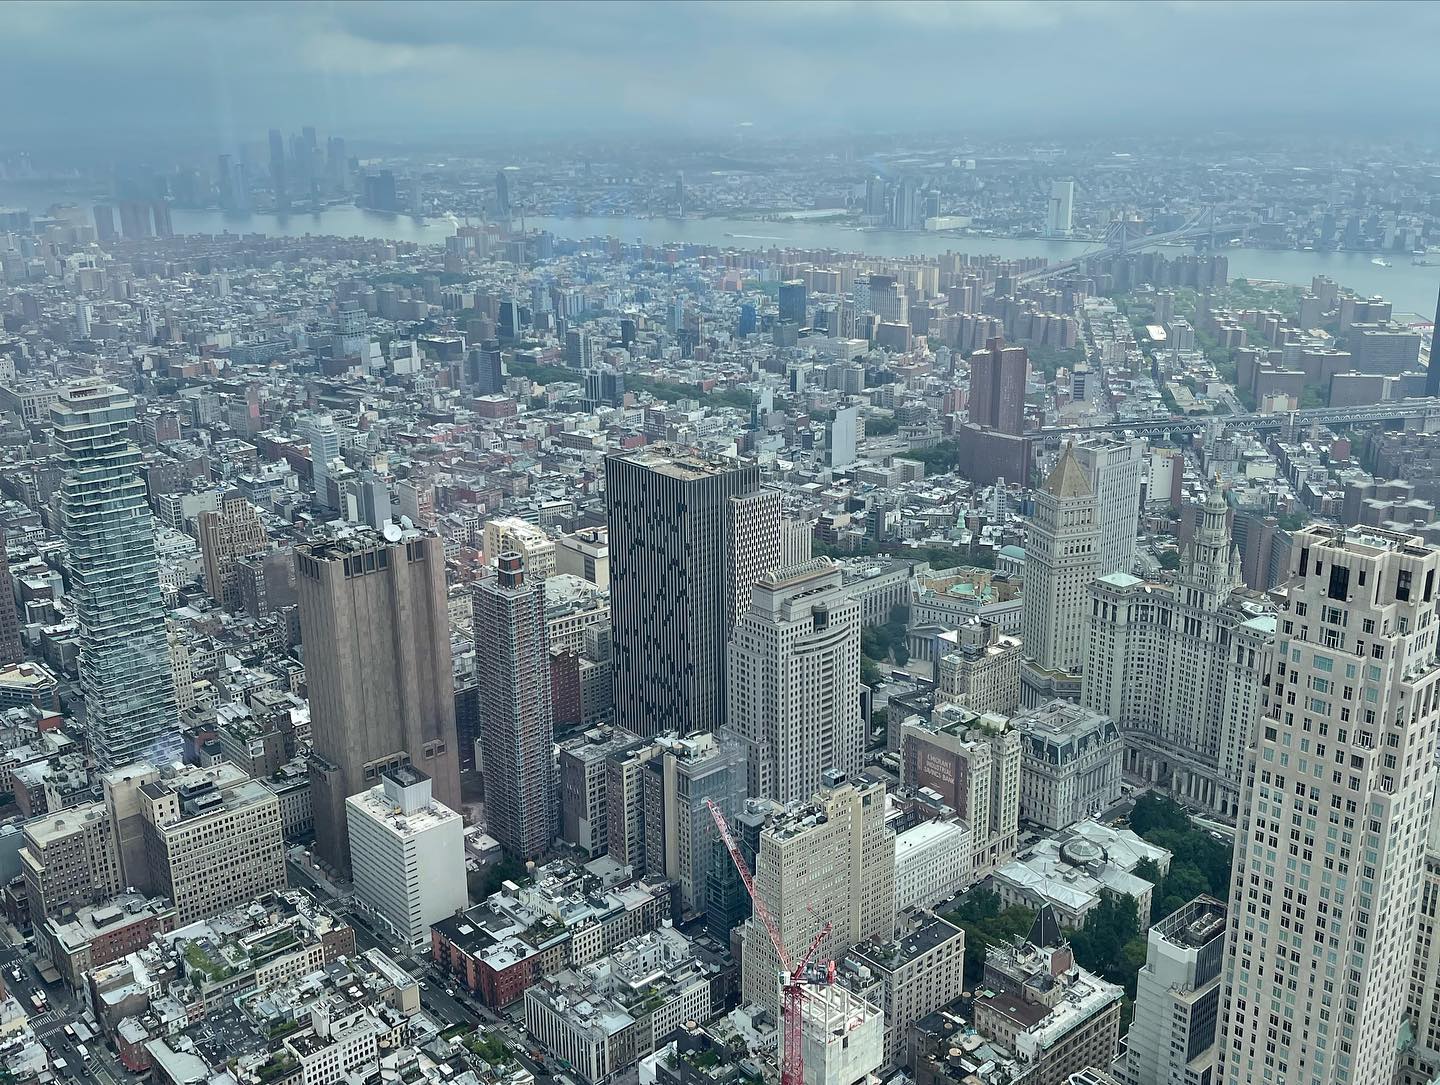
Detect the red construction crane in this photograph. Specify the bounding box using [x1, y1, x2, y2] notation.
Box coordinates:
[706, 798, 830, 1085]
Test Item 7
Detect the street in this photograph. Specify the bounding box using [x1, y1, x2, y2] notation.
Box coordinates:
[0, 936, 129, 1085]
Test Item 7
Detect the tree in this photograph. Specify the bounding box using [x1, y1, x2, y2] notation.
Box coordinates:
[1157, 550, 1181, 571]
[944, 891, 1036, 987]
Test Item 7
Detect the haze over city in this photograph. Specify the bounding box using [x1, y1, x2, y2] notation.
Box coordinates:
[0, 5, 1438, 1085]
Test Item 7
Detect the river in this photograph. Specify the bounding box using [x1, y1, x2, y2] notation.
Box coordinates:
[6, 186, 1438, 319]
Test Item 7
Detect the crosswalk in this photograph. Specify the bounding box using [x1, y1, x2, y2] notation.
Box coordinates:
[29, 1010, 64, 1033]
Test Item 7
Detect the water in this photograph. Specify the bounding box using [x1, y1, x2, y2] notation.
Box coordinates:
[7, 184, 1438, 319]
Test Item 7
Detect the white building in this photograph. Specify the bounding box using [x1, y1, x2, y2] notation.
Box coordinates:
[1072, 436, 1145, 578]
[729, 561, 863, 804]
[936, 619, 1023, 717]
[1083, 479, 1274, 820]
[800, 982, 883, 1085]
[740, 774, 896, 1020]
[482, 516, 557, 579]
[1020, 444, 1099, 705]
[1013, 700, 1124, 830]
[1217, 526, 1440, 1085]
[1046, 180, 1074, 238]
[1123, 896, 1226, 1085]
[346, 766, 467, 949]
[893, 820, 971, 912]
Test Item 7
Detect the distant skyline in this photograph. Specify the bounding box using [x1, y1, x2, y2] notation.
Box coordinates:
[5, 0, 1440, 154]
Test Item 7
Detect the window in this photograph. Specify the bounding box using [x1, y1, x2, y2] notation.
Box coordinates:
[1398, 569, 1413, 602]
[1328, 565, 1350, 601]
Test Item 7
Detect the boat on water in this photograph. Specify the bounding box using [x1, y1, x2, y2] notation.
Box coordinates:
[1371, 257, 1392, 267]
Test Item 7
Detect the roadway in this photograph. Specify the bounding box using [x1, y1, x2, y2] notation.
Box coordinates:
[0, 934, 130, 1085]
[1028, 397, 1440, 439]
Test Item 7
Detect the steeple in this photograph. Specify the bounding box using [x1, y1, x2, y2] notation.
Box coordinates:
[1180, 475, 1240, 602]
[1043, 443, 1093, 500]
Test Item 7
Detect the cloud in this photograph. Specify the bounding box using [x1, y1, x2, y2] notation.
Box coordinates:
[1, 0, 1438, 151]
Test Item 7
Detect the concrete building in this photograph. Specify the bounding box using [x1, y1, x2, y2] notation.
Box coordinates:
[0, 525, 21, 665]
[1121, 896, 1225, 1085]
[559, 725, 634, 856]
[729, 560, 863, 803]
[1012, 701, 1123, 831]
[557, 526, 610, 589]
[800, 982, 883, 1085]
[139, 762, 287, 924]
[296, 525, 460, 874]
[19, 800, 122, 935]
[740, 775, 896, 1019]
[606, 737, 662, 873]
[909, 568, 1024, 671]
[347, 766, 466, 950]
[893, 820, 972, 913]
[53, 384, 180, 770]
[993, 822, 1169, 931]
[1083, 479, 1274, 820]
[969, 336, 1028, 437]
[845, 915, 966, 1071]
[1072, 436, 1145, 579]
[482, 517, 557, 579]
[900, 706, 1022, 879]
[474, 553, 555, 860]
[197, 491, 268, 612]
[1400, 783, 1440, 1085]
[606, 446, 774, 737]
[640, 732, 746, 933]
[935, 619, 1022, 717]
[1020, 445, 1099, 706]
[1216, 525, 1440, 1085]
[1046, 180, 1075, 239]
[976, 938, 1122, 1085]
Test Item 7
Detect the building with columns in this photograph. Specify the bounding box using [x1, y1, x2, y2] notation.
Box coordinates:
[1082, 479, 1273, 819]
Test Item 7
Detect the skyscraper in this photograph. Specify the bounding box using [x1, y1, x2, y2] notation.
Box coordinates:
[494, 169, 511, 220]
[1046, 179, 1075, 237]
[739, 774, 896, 1020]
[92, 204, 116, 243]
[728, 561, 864, 803]
[969, 336, 1028, 436]
[268, 128, 288, 209]
[606, 445, 768, 736]
[1072, 435, 1145, 578]
[197, 490, 268, 613]
[1428, 283, 1440, 397]
[308, 413, 340, 509]
[473, 553, 556, 860]
[1020, 444, 1099, 703]
[53, 385, 180, 770]
[778, 279, 807, 326]
[296, 525, 460, 873]
[1215, 526, 1440, 1085]
[1083, 479, 1273, 819]
[0, 526, 21, 665]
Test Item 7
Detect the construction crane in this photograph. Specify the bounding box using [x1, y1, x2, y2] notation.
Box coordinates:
[706, 798, 831, 1085]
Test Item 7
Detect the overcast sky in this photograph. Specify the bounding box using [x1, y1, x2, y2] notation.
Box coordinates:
[5, 0, 1440, 154]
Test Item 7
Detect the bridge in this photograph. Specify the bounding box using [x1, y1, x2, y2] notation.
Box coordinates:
[1014, 207, 1249, 286]
[1027, 397, 1440, 441]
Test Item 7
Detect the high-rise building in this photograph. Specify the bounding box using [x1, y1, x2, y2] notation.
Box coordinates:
[54, 385, 180, 770]
[1399, 785, 1440, 1085]
[1216, 526, 1440, 1085]
[92, 203, 116, 243]
[347, 766, 466, 950]
[465, 339, 503, 395]
[606, 445, 770, 736]
[73, 297, 91, 339]
[1122, 896, 1226, 1085]
[739, 774, 896, 1020]
[640, 732, 746, 933]
[901, 705, 1022, 879]
[845, 915, 967, 1070]
[1072, 436, 1145, 578]
[558, 725, 634, 856]
[197, 490, 268, 613]
[0, 526, 22, 665]
[308, 413, 340, 509]
[828, 403, 859, 469]
[724, 487, 785, 634]
[296, 526, 460, 873]
[473, 553, 556, 860]
[20, 800, 122, 933]
[1046, 179, 1075, 238]
[1083, 480, 1273, 819]
[269, 128, 288, 208]
[728, 560, 863, 803]
[969, 336, 1028, 436]
[494, 169, 511, 220]
[1020, 444, 1099, 704]
[139, 762, 286, 925]
[1427, 284, 1440, 398]
[482, 517, 556, 579]
[605, 737, 661, 871]
[936, 618, 1022, 717]
[778, 279, 807, 326]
